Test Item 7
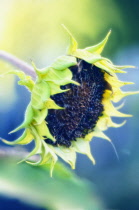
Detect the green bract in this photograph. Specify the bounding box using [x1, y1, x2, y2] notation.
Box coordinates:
[2, 27, 139, 176]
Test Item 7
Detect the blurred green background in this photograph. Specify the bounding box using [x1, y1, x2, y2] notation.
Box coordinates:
[0, 0, 139, 209]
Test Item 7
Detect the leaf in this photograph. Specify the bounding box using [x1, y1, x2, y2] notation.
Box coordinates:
[0, 154, 103, 210]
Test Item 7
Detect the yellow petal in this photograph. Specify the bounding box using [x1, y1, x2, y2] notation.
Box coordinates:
[103, 90, 132, 117]
[112, 89, 139, 103]
[97, 115, 126, 131]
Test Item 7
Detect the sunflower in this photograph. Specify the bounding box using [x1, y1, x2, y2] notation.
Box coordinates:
[2, 27, 139, 175]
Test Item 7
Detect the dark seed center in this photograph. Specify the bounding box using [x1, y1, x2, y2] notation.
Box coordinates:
[45, 59, 107, 147]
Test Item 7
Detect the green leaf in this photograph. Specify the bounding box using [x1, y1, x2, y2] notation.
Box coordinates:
[0, 154, 103, 210]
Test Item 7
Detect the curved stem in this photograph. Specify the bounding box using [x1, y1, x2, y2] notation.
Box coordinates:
[0, 145, 39, 162]
[0, 50, 36, 79]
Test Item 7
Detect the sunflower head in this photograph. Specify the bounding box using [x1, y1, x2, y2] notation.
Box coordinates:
[2, 27, 139, 176]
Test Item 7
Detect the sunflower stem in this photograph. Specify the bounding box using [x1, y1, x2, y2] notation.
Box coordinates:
[0, 145, 39, 162]
[0, 50, 36, 79]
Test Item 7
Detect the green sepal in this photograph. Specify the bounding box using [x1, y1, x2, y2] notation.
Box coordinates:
[31, 81, 50, 110]
[43, 68, 80, 86]
[72, 49, 102, 64]
[95, 59, 127, 75]
[2, 129, 33, 145]
[18, 126, 42, 164]
[33, 108, 48, 125]
[32, 61, 50, 77]
[72, 138, 95, 164]
[18, 77, 34, 91]
[9, 103, 34, 133]
[47, 81, 70, 95]
[35, 121, 55, 142]
[28, 141, 58, 177]
[52, 55, 77, 70]
[52, 146, 76, 170]
[85, 30, 111, 54]
[2, 70, 26, 79]
[45, 99, 64, 109]
[62, 24, 78, 54]
[1, 70, 34, 91]
[94, 61, 115, 76]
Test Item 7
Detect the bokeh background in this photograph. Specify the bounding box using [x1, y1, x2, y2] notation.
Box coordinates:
[0, 0, 139, 209]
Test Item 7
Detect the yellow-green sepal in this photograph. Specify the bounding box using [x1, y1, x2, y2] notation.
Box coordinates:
[62, 24, 78, 55]
[18, 125, 42, 164]
[31, 81, 50, 110]
[72, 138, 95, 164]
[18, 76, 35, 91]
[43, 68, 79, 86]
[2, 129, 33, 145]
[9, 103, 34, 133]
[35, 121, 55, 142]
[85, 30, 111, 54]
[31, 61, 50, 78]
[94, 59, 126, 76]
[1, 70, 35, 91]
[72, 49, 102, 64]
[36, 142, 58, 177]
[33, 108, 48, 125]
[45, 99, 64, 109]
[52, 55, 77, 70]
[47, 81, 70, 95]
[52, 146, 76, 170]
